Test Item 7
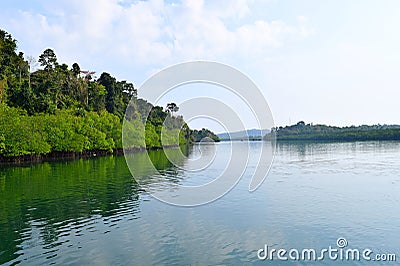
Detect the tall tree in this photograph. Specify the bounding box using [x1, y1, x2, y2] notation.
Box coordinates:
[98, 72, 121, 115]
[166, 102, 179, 116]
[72, 63, 81, 76]
[0, 29, 17, 78]
[38, 48, 58, 71]
[0, 29, 19, 103]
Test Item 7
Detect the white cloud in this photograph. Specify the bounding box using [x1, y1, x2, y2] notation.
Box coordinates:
[2, 0, 400, 127]
[2, 0, 312, 69]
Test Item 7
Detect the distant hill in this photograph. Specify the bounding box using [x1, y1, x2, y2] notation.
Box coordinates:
[217, 129, 270, 141]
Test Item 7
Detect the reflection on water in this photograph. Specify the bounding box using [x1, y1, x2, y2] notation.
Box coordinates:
[0, 147, 186, 265]
[275, 141, 400, 176]
[0, 156, 135, 264]
[1, 141, 400, 265]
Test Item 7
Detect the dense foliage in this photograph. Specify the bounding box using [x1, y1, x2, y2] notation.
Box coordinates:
[0, 29, 189, 158]
[265, 121, 400, 141]
[191, 128, 220, 142]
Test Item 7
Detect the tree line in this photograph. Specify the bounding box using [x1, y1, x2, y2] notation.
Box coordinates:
[265, 121, 400, 141]
[0, 29, 193, 159]
[191, 128, 220, 142]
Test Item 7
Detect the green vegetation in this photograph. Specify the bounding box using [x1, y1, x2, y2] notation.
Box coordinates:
[265, 121, 400, 141]
[191, 128, 220, 142]
[0, 29, 190, 160]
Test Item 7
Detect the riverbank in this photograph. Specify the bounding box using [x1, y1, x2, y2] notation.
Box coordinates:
[0, 145, 186, 165]
[0, 149, 122, 165]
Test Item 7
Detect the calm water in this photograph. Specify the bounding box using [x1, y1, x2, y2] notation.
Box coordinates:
[1, 141, 400, 265]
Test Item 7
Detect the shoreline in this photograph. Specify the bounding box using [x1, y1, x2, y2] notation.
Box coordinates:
[269, 136, 400, 142]
[0, 145, 183, 165]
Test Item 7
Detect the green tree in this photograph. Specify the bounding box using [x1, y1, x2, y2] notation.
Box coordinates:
[149, 106, 167, 126]
[72, 63, 80, 76]
[166, 102, 179, 116]
[98, 72, 121, 115]
[38, 48, 58, 71]
[0, 29, 17, 79]
[0, 29, 28, 105]
[191, 128, 220, 142]
[88, 82, 106, 111]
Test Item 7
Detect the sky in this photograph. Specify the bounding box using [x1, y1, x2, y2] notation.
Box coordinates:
[1, 0, 400, 132]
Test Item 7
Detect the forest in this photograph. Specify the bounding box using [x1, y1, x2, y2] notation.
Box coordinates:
[0, 29, 218, 160]
[191, 128, 220, 142]
[265, 121, 400, 141]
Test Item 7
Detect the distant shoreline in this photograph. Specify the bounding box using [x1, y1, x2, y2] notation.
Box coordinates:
[264, 121, 400, 142]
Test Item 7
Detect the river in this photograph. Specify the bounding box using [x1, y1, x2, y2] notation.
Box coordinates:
[1, 141, 400, 265]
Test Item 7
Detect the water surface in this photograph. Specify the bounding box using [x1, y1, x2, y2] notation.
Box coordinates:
[1, 141, 400, 265]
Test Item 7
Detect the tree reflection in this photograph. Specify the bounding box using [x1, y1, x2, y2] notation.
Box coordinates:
[0, 147, 188, 264]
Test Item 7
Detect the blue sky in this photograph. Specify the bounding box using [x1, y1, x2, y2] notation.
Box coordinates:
[1, 0, 400, 131]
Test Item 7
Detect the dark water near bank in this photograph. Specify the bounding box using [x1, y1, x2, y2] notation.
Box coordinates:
[1, 141, 400, 265]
